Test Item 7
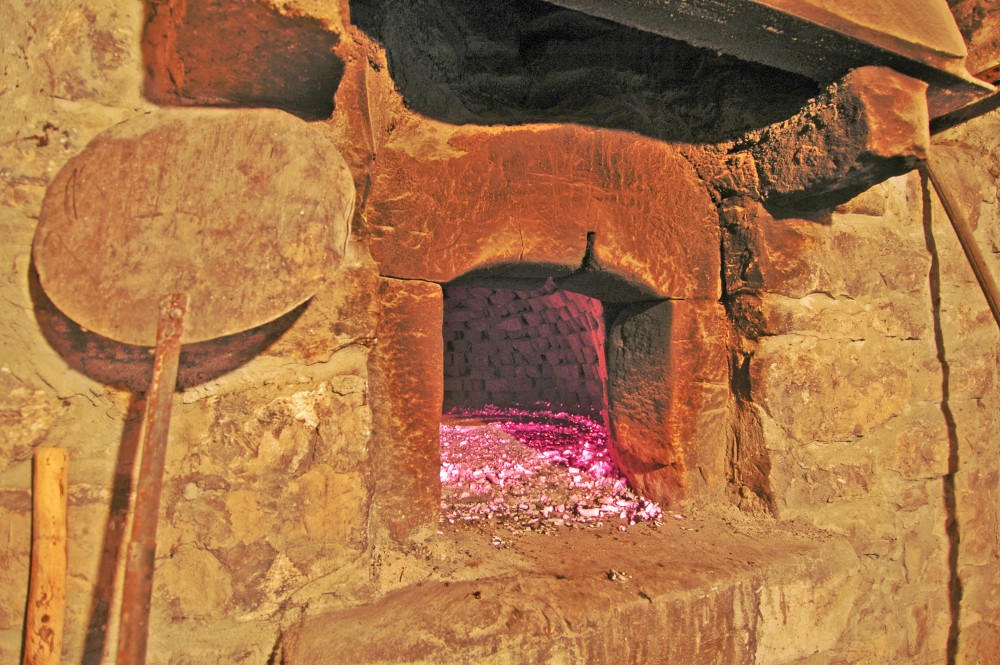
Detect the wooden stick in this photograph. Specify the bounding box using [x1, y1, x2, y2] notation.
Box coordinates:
[923, 160, 1000, 331]
[23, 447, 68, 665]
[116, 293, 187, 665]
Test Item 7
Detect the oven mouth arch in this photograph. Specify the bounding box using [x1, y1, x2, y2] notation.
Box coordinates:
[437, 261, 702, 509]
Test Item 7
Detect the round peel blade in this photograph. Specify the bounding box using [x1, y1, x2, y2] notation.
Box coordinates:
[33, 108, 354, 346]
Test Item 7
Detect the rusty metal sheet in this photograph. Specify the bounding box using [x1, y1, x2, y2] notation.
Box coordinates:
[33, 108, 354, 346]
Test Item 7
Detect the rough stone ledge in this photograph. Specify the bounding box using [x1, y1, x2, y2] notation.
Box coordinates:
[278, 514, 859, 664]
[743, 66, 930, 212]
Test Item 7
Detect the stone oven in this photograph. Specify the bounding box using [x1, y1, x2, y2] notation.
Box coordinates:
[2, 0, 999, 664]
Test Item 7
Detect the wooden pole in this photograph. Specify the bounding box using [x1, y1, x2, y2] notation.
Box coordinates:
[116, 293, 187, 665]
[23, 447, 68, 665]
[923, 160, 1000, 331]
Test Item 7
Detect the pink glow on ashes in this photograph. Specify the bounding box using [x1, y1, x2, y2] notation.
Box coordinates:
[440, 405, 662, 534]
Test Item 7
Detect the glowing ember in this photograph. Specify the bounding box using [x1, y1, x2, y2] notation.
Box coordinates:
[440, 406, 662, 535]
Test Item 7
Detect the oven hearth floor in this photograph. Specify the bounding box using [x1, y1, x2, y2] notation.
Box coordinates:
[279, 507, 859, 664]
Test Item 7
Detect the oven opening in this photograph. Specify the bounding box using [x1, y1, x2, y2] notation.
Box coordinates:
[440, 279, 662, 535]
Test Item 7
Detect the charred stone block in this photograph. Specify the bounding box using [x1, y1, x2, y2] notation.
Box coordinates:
[142, 0, 345, 118]
[747, 66, 930, 211]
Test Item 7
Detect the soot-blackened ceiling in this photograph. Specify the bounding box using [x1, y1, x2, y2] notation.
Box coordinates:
[349, 0, 819, 143]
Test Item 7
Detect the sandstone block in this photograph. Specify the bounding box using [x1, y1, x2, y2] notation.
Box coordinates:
[889, 404, 952, 479]
[957, 619, 1000, 665]
[749, 66, 929, 209]
[261, 261, 381, 368]
[155, 547, 234, 620]
[279, 516, 860, 665]
[369, 278, 443, 543]
[365, 124, 718, 299]
[143, 0, 346, 118]
[757, 211, 930, 303]
[607, 299, 729, 504]
[956, 467, 1000, 567]
[752, 336, 913, 443]
[0, 369, 56, 473]
[152, 373, 374, 631]
[0, 490, 30, 631]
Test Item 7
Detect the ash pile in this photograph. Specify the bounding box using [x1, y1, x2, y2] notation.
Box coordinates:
[440, 406, 663, 536]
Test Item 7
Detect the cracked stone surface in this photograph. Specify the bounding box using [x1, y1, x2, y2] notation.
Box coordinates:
[0, 1, 998, 663]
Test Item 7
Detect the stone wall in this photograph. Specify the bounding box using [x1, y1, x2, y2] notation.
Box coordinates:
[1, 1, 152, 660]
[442, 281, 606, 415]
[748, 174, 955, 661]
[932, 116, 1000, 663]
[0, 1, 998, 664]
[743, 149, 1000, 662]
[0, 3, 381, 662]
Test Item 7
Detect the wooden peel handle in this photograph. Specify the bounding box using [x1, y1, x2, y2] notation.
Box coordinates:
[923, 157, 1000, 330]
[116, 292, 187, 665]
[23, 447, 68, 665]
